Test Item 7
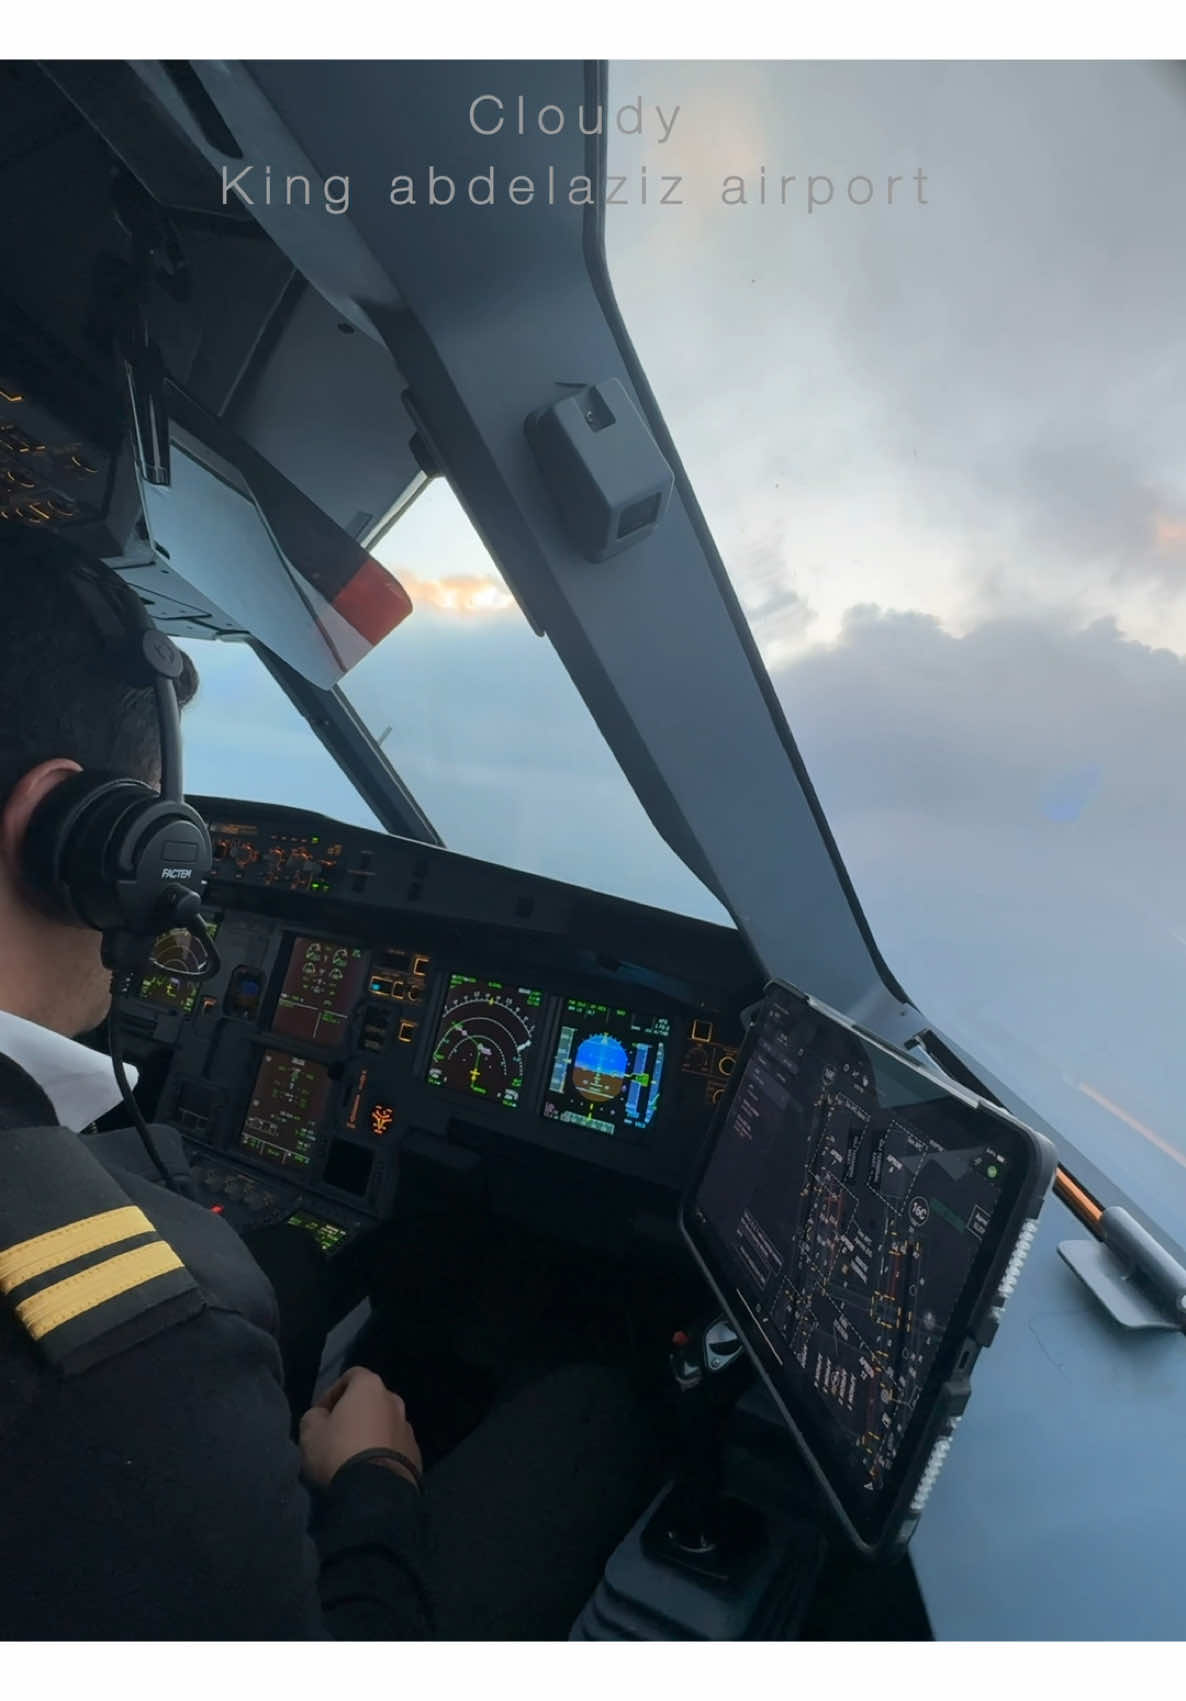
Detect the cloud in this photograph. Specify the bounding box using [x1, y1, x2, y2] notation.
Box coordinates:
[768, 605, 1186, 1223]
[779, 603, 1186, 840]
[339, 608, 730, 920]
[607, 61, 1186, 653]
[1154, 515, 1186, 553]
[182, 638, 385, 831]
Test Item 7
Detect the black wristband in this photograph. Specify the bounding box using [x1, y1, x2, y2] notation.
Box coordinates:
[339, 1446, 423, 1490]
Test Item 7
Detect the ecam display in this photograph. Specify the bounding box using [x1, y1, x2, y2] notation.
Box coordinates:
[238, 1051, 331, 1170]
[273, 936, 369, 1045]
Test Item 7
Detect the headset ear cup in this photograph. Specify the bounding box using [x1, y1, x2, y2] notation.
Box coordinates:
[21, 770, 155, 927]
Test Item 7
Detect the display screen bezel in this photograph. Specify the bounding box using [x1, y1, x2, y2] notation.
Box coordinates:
[681, 981, 1043, 1552]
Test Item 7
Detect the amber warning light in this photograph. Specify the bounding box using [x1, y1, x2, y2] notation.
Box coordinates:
[370, 1103, 396, 1138]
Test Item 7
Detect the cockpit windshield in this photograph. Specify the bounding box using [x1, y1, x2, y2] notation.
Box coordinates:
[339, 481, 731, 923]
[602, 58, 1186, 1236]
[179, 58, 1186, 1246]
[181, 479, 731, 924]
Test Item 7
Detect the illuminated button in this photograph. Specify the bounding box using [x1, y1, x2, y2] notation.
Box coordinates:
[690, 1019, 714, 1044]
[717, 1053, 736, 1076]
[370, 1102, 396, 1138]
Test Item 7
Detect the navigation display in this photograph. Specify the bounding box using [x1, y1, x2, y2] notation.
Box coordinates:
[238, 1051, 331, 1170]
[685, 982, 1048, 1551]
[542, 999, 669, 1138]
[137, 919, 220, 1014]
[273, 937, 369, 1045]
[426, 973, 543, 1109]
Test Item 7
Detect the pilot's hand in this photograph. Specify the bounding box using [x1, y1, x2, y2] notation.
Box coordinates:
[299, 1365, 423, 1490]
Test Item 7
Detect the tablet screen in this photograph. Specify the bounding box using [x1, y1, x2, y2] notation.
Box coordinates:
[684, 983, 1035, 1547]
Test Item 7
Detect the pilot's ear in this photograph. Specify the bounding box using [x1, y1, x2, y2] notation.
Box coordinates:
[0, 759, 84, 868]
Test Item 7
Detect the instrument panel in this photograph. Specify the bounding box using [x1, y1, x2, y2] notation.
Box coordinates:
[130, 800, 756, 1257]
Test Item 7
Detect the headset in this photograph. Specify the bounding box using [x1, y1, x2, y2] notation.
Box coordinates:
[17, 552, 216, 1186]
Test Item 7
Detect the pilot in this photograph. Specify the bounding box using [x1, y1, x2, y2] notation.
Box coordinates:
[0, 536, 652, 1639]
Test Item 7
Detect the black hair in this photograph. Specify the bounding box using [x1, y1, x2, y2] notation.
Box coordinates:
[0, 533, 198, 809]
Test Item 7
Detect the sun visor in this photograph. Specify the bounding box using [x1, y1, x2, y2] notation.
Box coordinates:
[135, 383, 412, 688]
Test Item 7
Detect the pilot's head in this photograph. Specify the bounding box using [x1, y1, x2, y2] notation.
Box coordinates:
[0, 536, 199, 1037]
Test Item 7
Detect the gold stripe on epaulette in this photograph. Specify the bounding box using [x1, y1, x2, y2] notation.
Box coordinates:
[0, 1204, 156, 1293]
[14, 1240, 185, 1340]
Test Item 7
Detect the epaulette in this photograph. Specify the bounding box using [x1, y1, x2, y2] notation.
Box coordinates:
[0, 1123, 205, 1375]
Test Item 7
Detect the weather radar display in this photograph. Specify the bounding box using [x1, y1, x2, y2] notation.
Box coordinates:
[426, 974, 543, 1108]
[542, 999, 669, 1138]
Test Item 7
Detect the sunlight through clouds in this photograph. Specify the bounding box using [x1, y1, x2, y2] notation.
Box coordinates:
[396, 573, 517, 616]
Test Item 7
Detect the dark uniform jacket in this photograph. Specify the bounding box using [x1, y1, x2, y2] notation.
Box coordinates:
[0, 1052, 432, 1639]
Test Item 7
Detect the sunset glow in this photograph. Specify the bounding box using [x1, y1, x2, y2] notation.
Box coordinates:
[393, 572, 517, 617]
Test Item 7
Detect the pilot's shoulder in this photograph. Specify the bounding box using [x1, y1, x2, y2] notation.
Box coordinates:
[0, 1122, 204, 1377]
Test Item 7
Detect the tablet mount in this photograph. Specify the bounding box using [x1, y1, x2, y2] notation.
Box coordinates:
[570, 1311, 825, 1639]
[642, 1313, 766, 1582]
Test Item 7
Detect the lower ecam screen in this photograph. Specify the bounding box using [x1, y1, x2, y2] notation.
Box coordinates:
[693, 997, 1010, 1497]
[238, 1052, 331, 1170]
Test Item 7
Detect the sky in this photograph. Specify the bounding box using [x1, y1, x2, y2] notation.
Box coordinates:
[181, 61, 1186, 1241]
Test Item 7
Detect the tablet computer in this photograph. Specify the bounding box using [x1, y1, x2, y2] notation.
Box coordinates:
[681, 979, 1057, 1559]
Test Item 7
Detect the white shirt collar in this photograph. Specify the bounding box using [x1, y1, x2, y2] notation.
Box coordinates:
[0, 1009, 136, 1131]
